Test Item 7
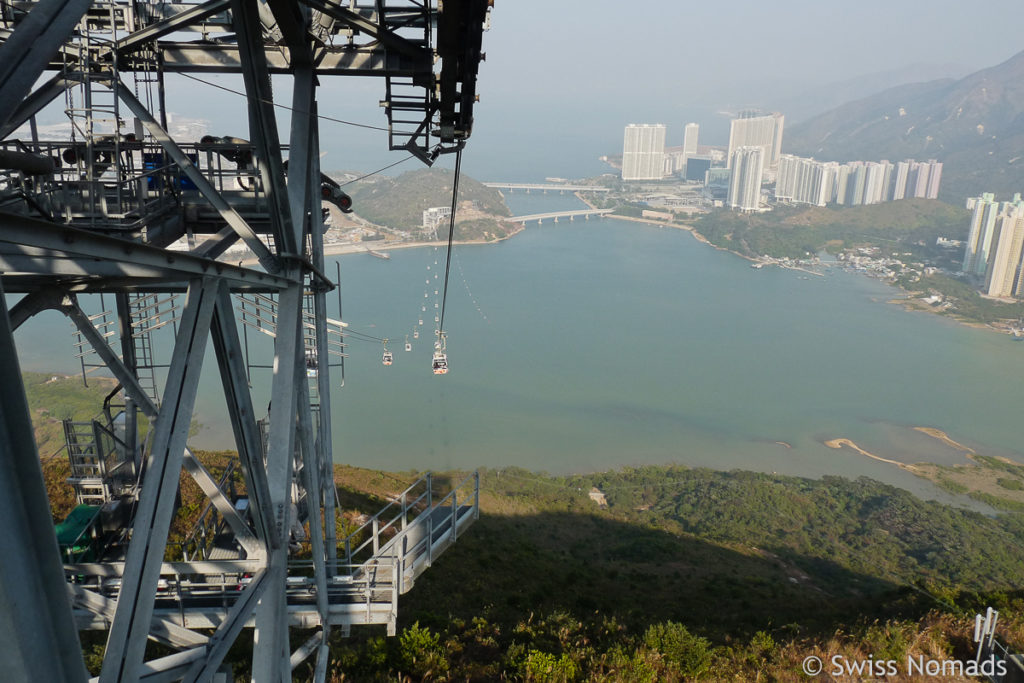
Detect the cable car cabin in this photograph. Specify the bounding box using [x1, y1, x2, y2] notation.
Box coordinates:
[432, 352, 449, 375]
[405, 342, 412, 352]
[382, 351, 394, 366]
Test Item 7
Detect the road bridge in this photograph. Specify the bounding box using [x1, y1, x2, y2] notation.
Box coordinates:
[508, 209, 614, 224]
[484, 182, 610, 193]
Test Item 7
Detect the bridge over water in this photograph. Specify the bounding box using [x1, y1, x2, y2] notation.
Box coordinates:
[484, 182, 610, 193]
[508, 209, 615, 224]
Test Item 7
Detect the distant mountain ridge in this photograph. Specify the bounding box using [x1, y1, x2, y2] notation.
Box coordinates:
[785, 50, 1024, 203]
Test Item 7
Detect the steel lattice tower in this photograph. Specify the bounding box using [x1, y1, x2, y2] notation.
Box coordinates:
[0, 0, 489, 680]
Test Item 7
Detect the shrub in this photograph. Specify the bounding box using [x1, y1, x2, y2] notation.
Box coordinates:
[643, 621, 712, 678]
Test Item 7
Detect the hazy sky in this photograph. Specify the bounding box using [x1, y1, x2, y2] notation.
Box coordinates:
[111, 1, 1024, 180]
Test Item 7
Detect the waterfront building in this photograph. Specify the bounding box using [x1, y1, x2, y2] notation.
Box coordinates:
[984, 205, 1024, 297]
[728, 146, 765, 212]
[422, 206, 451, 239]
[727, 111, 784, 169]
[962, 193, 1002, 275]
[622, 124, 667, 181]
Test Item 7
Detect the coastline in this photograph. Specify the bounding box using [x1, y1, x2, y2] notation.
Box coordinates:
[240, 222, 526, 265]
[824, 437, 917, 471]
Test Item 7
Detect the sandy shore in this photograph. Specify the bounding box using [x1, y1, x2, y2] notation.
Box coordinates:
[824, 438, 917, 471]
[912, 427, 975, 454]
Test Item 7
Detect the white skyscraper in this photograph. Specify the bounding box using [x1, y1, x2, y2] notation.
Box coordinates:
[962, 193, 1001, 275]
[728, 146, 765, 212]
[984, 208, 1024, 297]
[892, 161, 910, 200]
[622, 124, 667, 181]
[683, 123, 699, 158]
[925, 160, 943, 199]
[727, 112, 784, 169]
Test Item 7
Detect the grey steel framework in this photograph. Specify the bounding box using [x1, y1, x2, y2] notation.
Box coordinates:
[0, 0, 488, 680]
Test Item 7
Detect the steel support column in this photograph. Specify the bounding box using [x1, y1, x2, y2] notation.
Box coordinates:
[251, 280, 304, 682]
[306, 103, 338, 573]
[0, 280, 89, 683]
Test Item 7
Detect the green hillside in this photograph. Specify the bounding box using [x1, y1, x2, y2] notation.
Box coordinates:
[338, 168, 518, 241]
[693, 198, 968, 260]
[785, 50, 1024, 204]
[311, 465, 1024, 681]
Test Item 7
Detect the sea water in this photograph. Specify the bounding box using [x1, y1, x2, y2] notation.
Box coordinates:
[12, 191, 1024, 504]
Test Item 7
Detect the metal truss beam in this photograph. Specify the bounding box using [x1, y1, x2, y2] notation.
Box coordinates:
[181, 568, 268, 683]
[0, 280, 88, 682]
[6, 286, 63, 330]
[100, 278, 217, 683]
[67, 584, 209, 650]
[181, 454, 263, 558]
[287, 66, 317, 255]
[252, 280, 303, 682]
[232, 0, 296, 257]
[0, 0, 91, 131]
[61, 295, 162, 419]
[0, 211, 290, 293]
[210, 285, 274, 546]
[265, 0, 313, 67]
[296, 377, 331, 676]
[0, 73, 73, 139]
[153, 42, 426, 76]
[113, 0, 231, 55]
[300, 0, 429, 61]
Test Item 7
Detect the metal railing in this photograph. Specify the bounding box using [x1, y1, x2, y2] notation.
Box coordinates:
[340, 470, 480, 592]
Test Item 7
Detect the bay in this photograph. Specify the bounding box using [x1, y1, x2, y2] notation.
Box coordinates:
[11, 190, 1024, 506]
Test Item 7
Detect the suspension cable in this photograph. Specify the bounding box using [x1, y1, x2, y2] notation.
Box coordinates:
[438, 145, 463, 338]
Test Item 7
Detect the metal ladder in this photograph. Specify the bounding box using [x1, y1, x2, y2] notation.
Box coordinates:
[63, 421, 111, 505]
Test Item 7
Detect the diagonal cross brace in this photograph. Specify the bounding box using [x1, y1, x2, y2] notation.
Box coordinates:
[67, 584, 208, 650]
[99, 278, 217, 683]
